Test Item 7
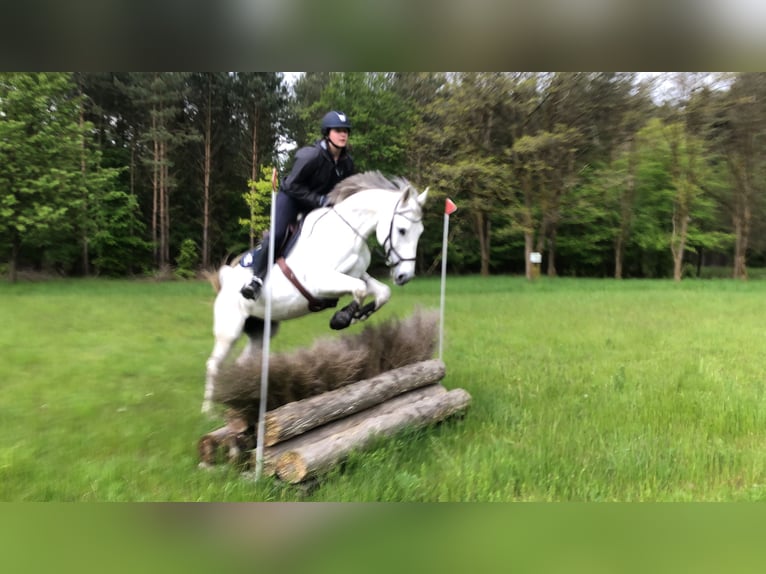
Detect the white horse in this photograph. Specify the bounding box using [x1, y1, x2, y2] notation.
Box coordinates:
[202, 171, 429, 414]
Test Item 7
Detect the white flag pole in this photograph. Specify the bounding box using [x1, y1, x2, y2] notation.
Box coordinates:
[438, 198, 456, 361]
[254, 167, 279, 481]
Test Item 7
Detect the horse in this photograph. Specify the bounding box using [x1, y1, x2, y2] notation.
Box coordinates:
[202, 171, 429, 414]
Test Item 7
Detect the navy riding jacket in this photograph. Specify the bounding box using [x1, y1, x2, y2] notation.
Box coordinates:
[280, 139, 355, 210]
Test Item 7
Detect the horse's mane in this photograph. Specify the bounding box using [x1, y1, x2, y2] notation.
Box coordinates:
[326, 170, 411, 205]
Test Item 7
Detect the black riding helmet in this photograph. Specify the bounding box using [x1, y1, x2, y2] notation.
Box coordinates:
[320, 111, 352, 136]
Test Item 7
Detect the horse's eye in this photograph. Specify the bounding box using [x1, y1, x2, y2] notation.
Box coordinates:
[398, 228, 406, 236]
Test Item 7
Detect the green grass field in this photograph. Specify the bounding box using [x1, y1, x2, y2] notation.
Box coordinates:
[2, 275, 766, 501]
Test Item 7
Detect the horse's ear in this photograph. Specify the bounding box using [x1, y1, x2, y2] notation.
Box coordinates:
[417, 186, 429, 206]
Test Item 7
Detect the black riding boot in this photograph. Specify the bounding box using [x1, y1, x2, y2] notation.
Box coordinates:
[240, 248, 268, 300]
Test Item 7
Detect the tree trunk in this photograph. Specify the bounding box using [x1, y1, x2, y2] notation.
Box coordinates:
[615, 138, 637, 279]
[202, 75, 212, 269]
[614, 235, 624, 279]
[9, 233, 19, 283]
[264, 359, 446, 446]
[274, 385, 471, 483]
[159, 138, 166, 269]
[473, 211, 490, 277]
[151, 112, 159, 266]
[671, 206, 689, 282]
[250, 106, 259, 250]
[78, 84, 90, 276]
[524, 231, 534, 281]
[161, 139, 170, 269]
[546, 225, 557, 277]
[521, 170, 535, 281]
[733, 202, 751, 280]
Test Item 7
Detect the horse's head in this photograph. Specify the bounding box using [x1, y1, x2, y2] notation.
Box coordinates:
[377, 184, 429, 285]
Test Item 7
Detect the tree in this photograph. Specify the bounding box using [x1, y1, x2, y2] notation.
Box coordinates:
[632, 117, 722, 279]
[119, 72, 198, 271]
[517, 73, 641, 278]
[288, 72, 332, 149]
[589, 76, 654, 278]
[234, 73, 286, 249]
[71, 73, 148, 277]
[298, 73, 416, 175]
[0, 73, 84, 280]
[424, 73, 520, 276]
[707, 72, 766, 279]
[183, 72, 237, 268]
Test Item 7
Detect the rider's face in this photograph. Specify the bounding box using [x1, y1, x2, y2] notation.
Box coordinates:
[328, 128, 349, 148]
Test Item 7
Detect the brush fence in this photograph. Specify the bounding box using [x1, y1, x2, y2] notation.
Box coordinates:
[198, 359, 471, 483]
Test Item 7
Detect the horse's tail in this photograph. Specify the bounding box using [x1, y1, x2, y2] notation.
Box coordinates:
[204, 269, 222, 293]
[206, 252, 245, 293]
[225, 252, 243, 266]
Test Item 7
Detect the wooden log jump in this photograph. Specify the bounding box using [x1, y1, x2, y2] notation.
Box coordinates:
[198, 359, 471, 483]
[264, 359, 446, 446]
[274, 385, 471, 483]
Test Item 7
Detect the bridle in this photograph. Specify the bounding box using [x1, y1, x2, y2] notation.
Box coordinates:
[382, 197, 422, 267]
[327, 196, 422, 268]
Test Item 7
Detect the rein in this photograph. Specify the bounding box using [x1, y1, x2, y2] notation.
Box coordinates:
[331, 196, 422, 267]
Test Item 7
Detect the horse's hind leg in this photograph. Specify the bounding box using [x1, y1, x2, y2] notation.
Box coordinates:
[203, 335, 238, 414]
[236, 317, 281, 365]
[203, 295, 247, 414]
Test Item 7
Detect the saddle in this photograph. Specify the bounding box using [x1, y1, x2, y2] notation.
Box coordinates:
[239, 220, 302, 269]
[240, 218, 338, 313]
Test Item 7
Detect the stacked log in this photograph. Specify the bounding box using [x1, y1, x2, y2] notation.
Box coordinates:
[198, 359, 471, 483]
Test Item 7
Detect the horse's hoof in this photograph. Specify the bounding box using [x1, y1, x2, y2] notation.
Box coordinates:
[330, 311, 351, 330]
[354, 301, 376, 321]
[331, 302, 360, 330]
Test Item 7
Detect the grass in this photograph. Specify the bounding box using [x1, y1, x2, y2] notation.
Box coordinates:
[3, 275, 766, 501]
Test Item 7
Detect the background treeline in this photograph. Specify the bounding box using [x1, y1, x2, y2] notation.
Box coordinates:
[2, 72, 766, 281]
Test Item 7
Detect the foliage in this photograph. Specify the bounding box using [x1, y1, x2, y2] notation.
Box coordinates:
[239, 165, 275, 248]
[174, 238, 199, 279]
[4, 72, 766, 279]
[294, 72, 416, 176]
[0, 73, 145, 279]
[0, 73, 81, 276]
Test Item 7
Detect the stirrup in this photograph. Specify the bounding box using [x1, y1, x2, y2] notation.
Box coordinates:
[240, 276, 263, 300]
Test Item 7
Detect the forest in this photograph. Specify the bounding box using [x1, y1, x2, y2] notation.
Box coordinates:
[2, 72, 766, 282]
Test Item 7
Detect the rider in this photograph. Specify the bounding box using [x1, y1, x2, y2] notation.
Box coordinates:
[241, 110, 355, 300]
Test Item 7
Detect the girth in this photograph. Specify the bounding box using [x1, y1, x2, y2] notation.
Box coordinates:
[276, 257, 339, 312]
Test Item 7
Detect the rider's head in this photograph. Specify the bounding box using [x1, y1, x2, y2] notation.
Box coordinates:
[320, 111, 351, 151]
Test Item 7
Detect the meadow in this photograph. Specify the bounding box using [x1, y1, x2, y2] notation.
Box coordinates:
[2, 275, 766, 501]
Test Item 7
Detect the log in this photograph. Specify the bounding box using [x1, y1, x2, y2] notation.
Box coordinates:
[274, 385, 471, 483]
[197, 409, 252, 468]
[198, 425, 233, 468]
[264, 359, 446, 446]
[263, 386, 446, 477]
[262, 408, 366, 476]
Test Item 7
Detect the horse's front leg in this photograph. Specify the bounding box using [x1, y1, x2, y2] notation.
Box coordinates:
[305, 270, 369, 330]
[328, 272, 390, 329]
[351, 272, 391, 322]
